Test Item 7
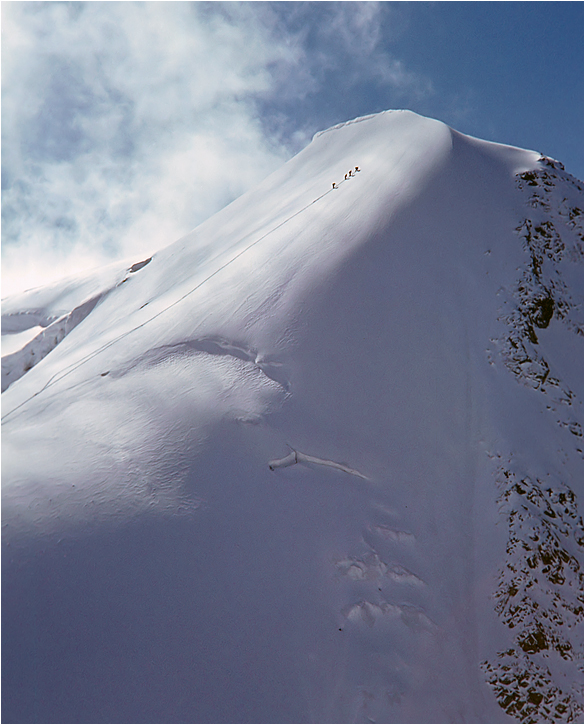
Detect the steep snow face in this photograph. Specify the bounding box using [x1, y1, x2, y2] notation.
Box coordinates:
[2, 110, 582, 724]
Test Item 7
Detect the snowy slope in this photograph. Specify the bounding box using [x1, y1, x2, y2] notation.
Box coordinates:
[2, 110, 583, 723]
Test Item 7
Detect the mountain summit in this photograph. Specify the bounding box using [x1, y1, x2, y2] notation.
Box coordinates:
[2, 110, 583, 723]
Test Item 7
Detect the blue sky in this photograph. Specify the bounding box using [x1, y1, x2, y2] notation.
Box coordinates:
[2, 1, 583, 296]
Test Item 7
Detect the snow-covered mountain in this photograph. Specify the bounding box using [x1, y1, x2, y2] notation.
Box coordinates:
[2, 110, 583, 724]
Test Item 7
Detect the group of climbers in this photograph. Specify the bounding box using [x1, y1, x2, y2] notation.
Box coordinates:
[332, 166, 360, 189]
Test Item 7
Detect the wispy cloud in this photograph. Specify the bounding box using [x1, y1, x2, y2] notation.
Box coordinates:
[2, 1, 433, 297]
[2, 2, 286, 295]
[249, 2, 435, 150]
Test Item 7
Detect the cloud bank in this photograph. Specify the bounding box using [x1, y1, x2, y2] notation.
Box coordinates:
[2, 2, 432, 297]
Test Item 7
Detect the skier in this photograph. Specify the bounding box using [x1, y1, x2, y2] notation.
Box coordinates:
[344, 173, 348, 180]
[355, 166, 360, 172]
[332, 182, 337, 189]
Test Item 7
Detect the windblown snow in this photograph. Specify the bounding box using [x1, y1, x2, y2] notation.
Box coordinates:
[2, 110, 582, 724]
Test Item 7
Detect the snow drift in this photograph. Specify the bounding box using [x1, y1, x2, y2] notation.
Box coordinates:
[2, 110, 583, 723]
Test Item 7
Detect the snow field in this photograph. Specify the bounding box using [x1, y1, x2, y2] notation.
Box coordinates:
[2, 110, 581, 723]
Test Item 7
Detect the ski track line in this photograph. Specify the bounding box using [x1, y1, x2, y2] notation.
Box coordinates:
[2, 175, 360, 424]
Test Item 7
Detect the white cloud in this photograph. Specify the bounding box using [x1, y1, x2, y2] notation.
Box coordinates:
[2, 2, 433, 298]
[1, 2, 291, 296]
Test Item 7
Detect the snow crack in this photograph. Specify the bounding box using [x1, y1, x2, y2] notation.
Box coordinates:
[128, 256, 152, 273]
[118, 335, 290, 392]
[372, 524, 416, 544]
[268, 447, 368, 479]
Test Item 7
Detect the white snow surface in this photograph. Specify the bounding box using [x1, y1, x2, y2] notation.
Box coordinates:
[2, 110, 582, 723]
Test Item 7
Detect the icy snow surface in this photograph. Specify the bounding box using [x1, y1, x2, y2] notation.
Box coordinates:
[2, 110, 583, 723]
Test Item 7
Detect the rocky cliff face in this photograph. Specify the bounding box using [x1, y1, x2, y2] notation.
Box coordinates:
[483, 159, 583, 723]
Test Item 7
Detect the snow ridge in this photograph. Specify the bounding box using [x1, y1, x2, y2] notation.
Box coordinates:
[1, 293, 103, 392]
[1, 256, 153, 395]
[313, 112, 382, 140]
[2, 309, 63, 333]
